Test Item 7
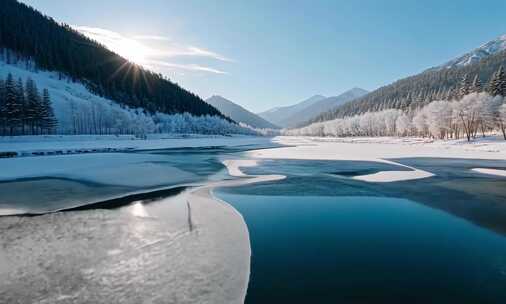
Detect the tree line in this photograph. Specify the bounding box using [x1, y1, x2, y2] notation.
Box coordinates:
[309, 48, 506, 125]
[287, 67, 506, 141]
[0, 0, 228, 120]
[0, 73, 57, 136]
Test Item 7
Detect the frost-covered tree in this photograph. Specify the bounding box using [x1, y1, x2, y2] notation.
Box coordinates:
[425, 100, 452, 139]
[412, 109, 429, 137]
[395, 113, 412, 136]
[453, 93, 486, 141]
[497, 103, 506, 140]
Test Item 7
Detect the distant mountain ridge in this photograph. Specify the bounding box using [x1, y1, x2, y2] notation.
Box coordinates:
[206, 95, 279, 129]
[285, 88, 368, 128]
[258, 95, 326, 127]
[259, 89, 368, 128]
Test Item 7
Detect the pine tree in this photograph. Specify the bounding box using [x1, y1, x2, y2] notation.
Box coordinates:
[15, 77, 26, 134]
[4, 73, 22, 135]
[488, 66, 506, 96]
[40, 88, 57, 133]
[471, 74, 481, 93]
[0, 77, 6, 135]
[459, 74, 471, 99]
[25, 77, 41, 134]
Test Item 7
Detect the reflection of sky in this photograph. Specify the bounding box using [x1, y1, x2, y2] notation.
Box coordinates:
[220, 158, 506, 237]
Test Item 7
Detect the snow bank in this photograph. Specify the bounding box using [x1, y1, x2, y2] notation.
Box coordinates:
[352, 168, 434, 182]
[253, 136, 506, 161]
[222, 159, 259, 177]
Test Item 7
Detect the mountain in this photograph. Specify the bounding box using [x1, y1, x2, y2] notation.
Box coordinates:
[283, 88, 368, 127]
[0, 0, 227, 120]
[436, 35, 506, 70]
[310, 34, 506, 124]
[206, 95, 279, 129]
[258, 95, 326, 127]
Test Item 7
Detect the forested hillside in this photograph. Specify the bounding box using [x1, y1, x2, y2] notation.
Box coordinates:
[310, 45, 506, 124]
[288, 67, 506, 141]
[0, 0, 225, 119]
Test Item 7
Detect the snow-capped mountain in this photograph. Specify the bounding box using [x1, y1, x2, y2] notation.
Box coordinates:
[258, 95, 326, 127]
[206, 95, 279, 129]
[437, 34, 506, 69]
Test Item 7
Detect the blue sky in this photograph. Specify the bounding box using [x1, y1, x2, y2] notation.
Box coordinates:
[20, 0, 506, 112]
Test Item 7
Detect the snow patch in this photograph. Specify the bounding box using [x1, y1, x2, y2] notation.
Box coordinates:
[222, 159, 259, 177]
[472, 168, 506, 177]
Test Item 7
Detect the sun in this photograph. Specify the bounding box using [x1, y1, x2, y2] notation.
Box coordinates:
[116, 38, 150, 66]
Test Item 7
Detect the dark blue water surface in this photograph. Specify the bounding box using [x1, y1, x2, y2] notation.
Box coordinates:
[216, 158, 506, 303]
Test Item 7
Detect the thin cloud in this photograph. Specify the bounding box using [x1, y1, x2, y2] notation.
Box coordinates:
[133, 35, 172, 41]
[74, 25, 231, 75]
[186, 47, 234, 62]
[148, 60, 228, 75]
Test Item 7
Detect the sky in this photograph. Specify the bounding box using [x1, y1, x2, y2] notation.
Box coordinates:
[20, 0, 506, 113]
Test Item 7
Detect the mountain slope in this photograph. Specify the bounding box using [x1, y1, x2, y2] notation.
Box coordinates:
[206, 95, 279, 129]
[0, 0, 226, 119]
[0, 59, 253, 136]
[258, 95, 326, 127]
[310, 34, 506, 124]
[436, 34, 506, 70]
[283, 88, 368, 127]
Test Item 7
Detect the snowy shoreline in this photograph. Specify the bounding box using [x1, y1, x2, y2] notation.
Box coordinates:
[188, 159, 285, 303]
[0, 134, 273, 157]
[246, 136, 506, 182]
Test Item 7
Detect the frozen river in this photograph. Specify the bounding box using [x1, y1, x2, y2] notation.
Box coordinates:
[1, 138, 506, 303]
